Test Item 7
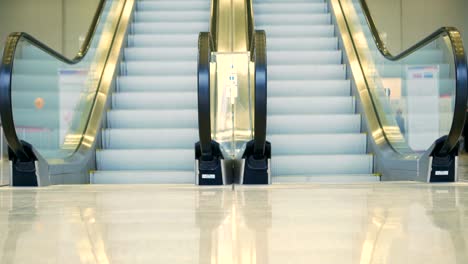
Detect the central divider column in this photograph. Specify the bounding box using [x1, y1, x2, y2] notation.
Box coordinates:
[196, 0, 268, 185]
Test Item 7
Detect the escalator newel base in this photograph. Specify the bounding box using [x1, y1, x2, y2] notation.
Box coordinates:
[8, 141, 38, 187]
[241, 140, 271, 185]
[195, 141, 225, 185]
[429, 137, 458, 183]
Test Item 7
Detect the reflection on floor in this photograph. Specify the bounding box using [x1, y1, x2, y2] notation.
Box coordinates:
[0, 160, 9, 186]
[459, 151, 468, 182]
[0, 183, 467, 263]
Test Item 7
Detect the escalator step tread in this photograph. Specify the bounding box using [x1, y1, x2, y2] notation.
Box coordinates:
[271, 154, 374, 176]
[91, 171, 195, 184]
[269, 134, 367, 155]
[273, 175, 380, 183]
[102, 128, 198, 149]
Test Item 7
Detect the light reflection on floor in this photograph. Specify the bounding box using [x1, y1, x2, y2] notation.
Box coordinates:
[0, 160, 9, 186]
[0, 183, 467, 263]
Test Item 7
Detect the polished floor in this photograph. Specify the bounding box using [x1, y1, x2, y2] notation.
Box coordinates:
[0, 183, 467, 263]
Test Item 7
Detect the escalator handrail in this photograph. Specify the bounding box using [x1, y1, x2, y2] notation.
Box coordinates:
[354, 0, 468, 156]
[209, 0, 219, 51]
[197, 32, 215, 160]
[0, 0, 107, 162]
[246, 0, 255, 52]
[250, 30, 267, 158]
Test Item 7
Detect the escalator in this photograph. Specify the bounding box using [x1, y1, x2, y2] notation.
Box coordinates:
[0, 0, 262, 186]
[254, 0, 376, 182]
[251, 0, 467, 182]
[0, 0, 220, 186]
[0, 0, 134, 186]
[91, 0, 210, 184]
[0, 0, 466, 186]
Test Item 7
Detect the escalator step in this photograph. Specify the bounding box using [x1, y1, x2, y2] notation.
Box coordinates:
[91, 171, 194, 184]
[121, 61, 196, 76]
[268, 96, 355, 114]
[256, 13, 331, 25]
[267, 37, 339, 51]
[271, 155, 373, 176]
[96, 149, 194, 171]
[134, 11, 210, 22]
[254, 3, 328, 14]
[102, 129, 198, 149]
[137, 1, 210, 12]
[120, 61, 197, 76]
[112, 92, 197, 110]
[269, 51, 342, 65]
[268, 64, 346, 80]
[127, 34, 198, 47]
[124, 47, 197, 61]
[117, 76, 196, 92]
[258, 25, 335, 37]
[268, 114, 361, 134]
[107, 110, 198, 129]
[273, 175, 380, 183]
[269, 80, 351, 96]
[269, 134, 367, 155]
[131, 22, 208, 34]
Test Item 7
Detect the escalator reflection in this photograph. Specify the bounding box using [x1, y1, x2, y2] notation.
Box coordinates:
[0, 185, 466, 263]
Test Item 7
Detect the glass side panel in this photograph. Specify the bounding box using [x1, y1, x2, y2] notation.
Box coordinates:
[339, 0, 457, 155]
[211, 52, 253, 158]
[10, 0, 125, 159]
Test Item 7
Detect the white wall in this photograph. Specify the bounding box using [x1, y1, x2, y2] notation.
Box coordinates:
[1, 0, 468, 55]
[0, 0, 63, 52]
[63, 0, 101, 57]
[366, 0, 468, 53]
[0, 0, 100, 57]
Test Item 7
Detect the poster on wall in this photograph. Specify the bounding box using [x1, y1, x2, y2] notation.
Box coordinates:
[405, 65, 439, 151]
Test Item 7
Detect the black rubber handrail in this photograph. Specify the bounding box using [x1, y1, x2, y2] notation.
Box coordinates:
[0, 0, 107, 162]
[355, 0, 468, 156]
[250, 31, 267, 158]
[197, 32, 215, 161]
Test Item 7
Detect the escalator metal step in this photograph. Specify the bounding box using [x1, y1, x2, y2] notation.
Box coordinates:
[271, 155, 373, 176]
[268, 114, 361, 134]
[137, 1, 210, 11]
[268, 64, 346, 80]
[269, 134, 367, 155]
[134, 11, 210, 22]
[96, 149, 194, 171]
[259, 25, 335, 37]
[121, 61, 196, 76]
[102, 129, 198, 149]
[254, 3, 328, 14]
[112, 92, 197, 110]
[117, 76, 196, 92]
[269, 51, 342, 65]
[91, 171, 194, 184]
[131, 22, 208, 34]
[127, 34, 198, 47]
[107, 110, 198, 129]
[268, 96, 355, 114]
[256, 13, 331, 25]
[269, 80, 351, 96]
[124, 47, 197, 61]
[273, 175, 380, 183]
[267, 37, 339, 51]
